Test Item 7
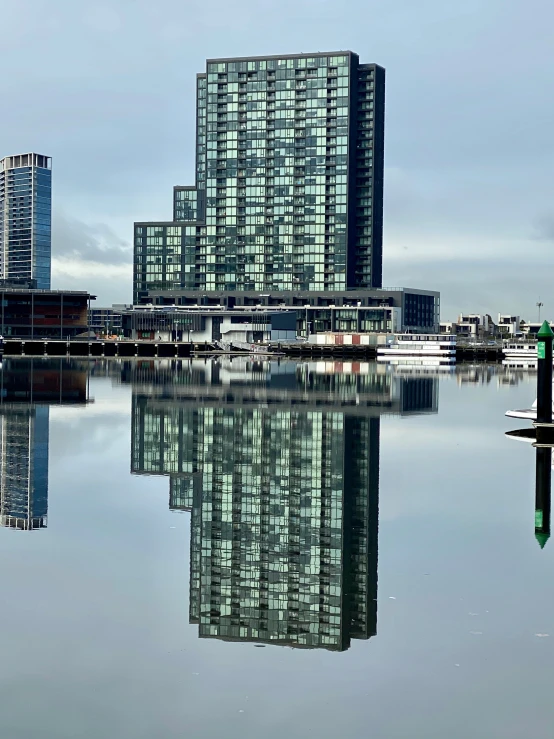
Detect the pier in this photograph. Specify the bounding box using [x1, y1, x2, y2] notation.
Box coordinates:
[0, 338, 507, 361]
[2, 339, 195, 358]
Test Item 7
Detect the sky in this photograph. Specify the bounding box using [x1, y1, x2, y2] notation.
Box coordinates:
[3, 0, 554, 320]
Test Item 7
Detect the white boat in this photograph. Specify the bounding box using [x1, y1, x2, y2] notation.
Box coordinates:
[377, 333, 456, 363]
[502, 358, 537, 371]
[503, 340, 537, 360]
[506, 382, 554, 420]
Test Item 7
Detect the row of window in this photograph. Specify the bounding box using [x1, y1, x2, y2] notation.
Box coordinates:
[207, 56, 350, 73]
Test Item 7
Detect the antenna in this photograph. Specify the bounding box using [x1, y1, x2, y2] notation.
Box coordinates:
[537, 300, 544, 323]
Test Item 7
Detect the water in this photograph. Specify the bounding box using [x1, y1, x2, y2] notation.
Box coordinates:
[0, 357, 551, 738]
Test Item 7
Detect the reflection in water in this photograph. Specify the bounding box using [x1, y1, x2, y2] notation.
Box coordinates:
[0, 405, 49, 530]
[506, 427, 554, 549]
[535, 447, 552, 549]
[0, 359, 89, 530]
[130, 358, 439, 650]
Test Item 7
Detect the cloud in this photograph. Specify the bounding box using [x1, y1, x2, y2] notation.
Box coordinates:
[533, 214, 554, 242]
[386, 256, 554, 321]
[82, 6, 122, 34]
[52, 212, 132, 265]
[51, 212, 132, 304]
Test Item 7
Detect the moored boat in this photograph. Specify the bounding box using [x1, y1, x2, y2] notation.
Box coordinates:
[377, 333, 456, 362]
[503, 339, 537, 360]
[506, 382, 554, 420]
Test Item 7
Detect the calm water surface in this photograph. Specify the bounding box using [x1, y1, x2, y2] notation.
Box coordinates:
[0, 357, 551, 738]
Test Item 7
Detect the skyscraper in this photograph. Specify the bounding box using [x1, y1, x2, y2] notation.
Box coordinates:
[0, 153, 52, 289]
[134, 51, 384, 303]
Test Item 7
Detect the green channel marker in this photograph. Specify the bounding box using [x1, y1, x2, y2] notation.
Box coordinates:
[536, 321, 554, 434]
[537, 320, 554, 339]
[536, 532, 550, 549]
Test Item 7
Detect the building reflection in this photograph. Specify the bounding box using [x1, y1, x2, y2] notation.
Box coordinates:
[130, 358, 438, 650]
[0, 358, 89, 531]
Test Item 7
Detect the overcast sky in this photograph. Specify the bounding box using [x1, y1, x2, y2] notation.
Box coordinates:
[3, 0, 554, 319]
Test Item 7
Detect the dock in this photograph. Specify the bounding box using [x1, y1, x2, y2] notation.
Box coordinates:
[0, 338, 506, 362]
[2, 339, 195, 358]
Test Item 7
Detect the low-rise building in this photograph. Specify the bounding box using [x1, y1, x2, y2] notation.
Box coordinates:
[439, 321, 459, 335]
[120, 306, 297, 344]
[521, 321, 554, 337]
[0, 289, 95, 339]
[497, 314, 521, 337]
[88, 305, 129, 335]
[138, 287, 440, 336]
[456, 314, 496, 337]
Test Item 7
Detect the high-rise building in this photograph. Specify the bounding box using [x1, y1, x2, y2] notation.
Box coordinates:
[0, 153, 52, 289]
[134, 51, 384, 303]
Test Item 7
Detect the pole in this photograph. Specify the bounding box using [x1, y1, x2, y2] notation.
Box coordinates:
[535, 446, 551, 549]
[536, 321, 553, 438]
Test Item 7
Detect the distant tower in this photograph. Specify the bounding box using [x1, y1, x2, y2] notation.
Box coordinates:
[0, 153, 52, 289]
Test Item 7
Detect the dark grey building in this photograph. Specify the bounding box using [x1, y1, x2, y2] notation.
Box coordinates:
[134, 51, 385, 303]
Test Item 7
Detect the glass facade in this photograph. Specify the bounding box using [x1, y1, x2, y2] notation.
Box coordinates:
[0, 154, 52, 290]
[134, 52, 385, 303]
[174, 187, 198, 222]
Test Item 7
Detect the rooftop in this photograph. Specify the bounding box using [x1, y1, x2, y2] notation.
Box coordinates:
[0, 153, 51, 170]
[0, 288, 95, 297]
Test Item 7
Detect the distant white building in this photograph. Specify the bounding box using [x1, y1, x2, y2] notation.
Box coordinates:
[456, 314, 495, 337]
[520, 320, 554, 337]
[497, 314, 521, 337]
[439, 321, 459, 334]
[440, 314, 499, 337]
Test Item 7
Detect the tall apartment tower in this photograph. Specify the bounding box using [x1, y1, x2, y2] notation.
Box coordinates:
[0, 153, 52, 289]
[134, 51, 385, 303]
